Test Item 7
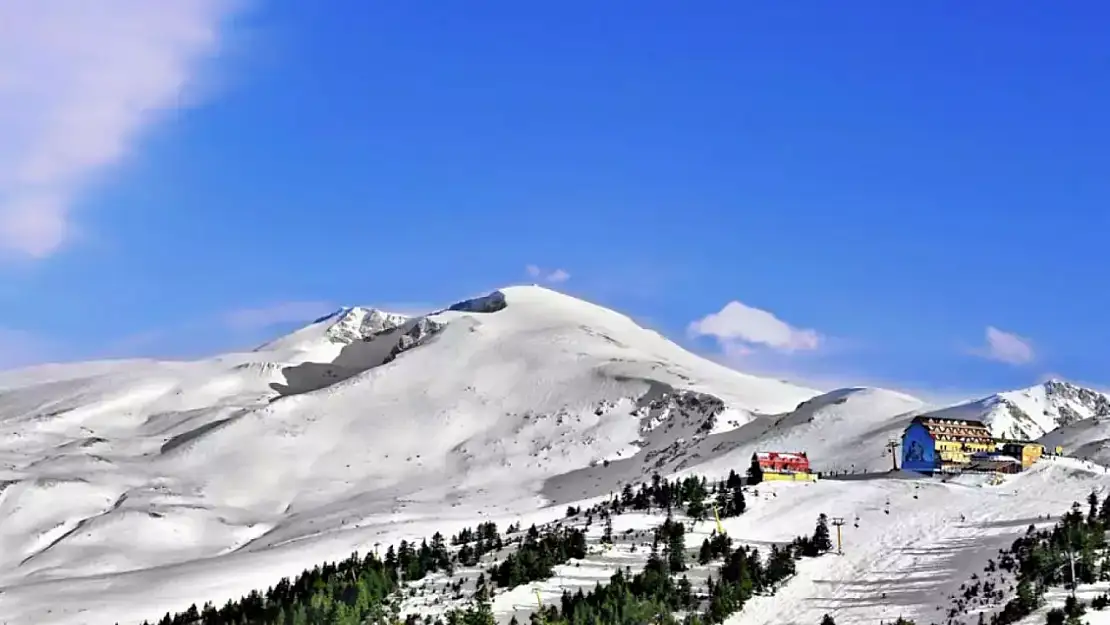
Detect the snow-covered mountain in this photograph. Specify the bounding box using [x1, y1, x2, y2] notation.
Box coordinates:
[0, 284, 1106, 625]
[925, 379, 1110, 440]
[0, 285, 825, 624]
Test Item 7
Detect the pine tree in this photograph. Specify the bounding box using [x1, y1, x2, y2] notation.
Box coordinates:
[813, 514, 833, 553]
[1015, 579, 1039, 613]
[1100, 493, 1110, 524]
[687, 497, 707, 522]
[602, 514, 614, 545]
[729, 484, 746, 515]
[748, 454, 763, 485]
[699, 539, 713, 565]
[667, 521, 686, 573]
[678, 575, 694, 608]
[820, 615, 836, 625]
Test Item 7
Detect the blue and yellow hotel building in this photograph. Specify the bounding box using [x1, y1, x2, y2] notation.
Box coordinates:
[902, 416, 999, 474]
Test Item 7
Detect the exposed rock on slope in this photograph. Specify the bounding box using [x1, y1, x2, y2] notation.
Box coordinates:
[325, 307, 410, 344]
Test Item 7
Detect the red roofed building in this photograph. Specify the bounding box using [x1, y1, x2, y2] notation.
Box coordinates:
[754, 451, 810, 474]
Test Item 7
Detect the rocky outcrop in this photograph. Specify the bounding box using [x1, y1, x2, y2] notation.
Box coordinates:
[447, 290, 507, 314]
[326, 308, 409, 344]
[383, 318, 445, 364]
[634, 389, 726, 440]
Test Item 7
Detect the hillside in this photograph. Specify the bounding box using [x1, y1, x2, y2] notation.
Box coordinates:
[0, 285, 1108, 625]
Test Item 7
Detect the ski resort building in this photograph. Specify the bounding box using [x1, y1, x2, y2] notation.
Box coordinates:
[901, 416, 997, 474]
[998, 441, 1046, 469]
[753, 451, 816, 482]
[967, 452, 1023, 474]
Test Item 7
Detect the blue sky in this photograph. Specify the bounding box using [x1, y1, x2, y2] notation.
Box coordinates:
[1, 1, 1107, 399]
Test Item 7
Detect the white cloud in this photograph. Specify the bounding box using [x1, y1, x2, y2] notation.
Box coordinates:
[546, 268, 571, 283]
[525, 264, 571, 284]
[224, 301, 337, 331]
[0, 0, 242, 259]
[688, 300, 821, 353]
[975, 326, 1035, 365]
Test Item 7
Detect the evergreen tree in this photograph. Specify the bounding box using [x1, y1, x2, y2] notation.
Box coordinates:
[820, 615, 836, 625]
[813, 514, 833, 553]
[698, 539, 713, 566]
[666, 521, 686, 573]
[602, 514, 614, 545]
[728, 484, 746, 516]
[747, 454, 763, 485]
[687, 497, 707, 522]
[1100, 493, 1110, 525]
[1015, 579, 1039, 613]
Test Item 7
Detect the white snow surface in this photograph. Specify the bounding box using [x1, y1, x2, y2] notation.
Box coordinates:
[0, 285, 1107, 624]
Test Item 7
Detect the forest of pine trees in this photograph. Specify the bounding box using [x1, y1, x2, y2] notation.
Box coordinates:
[981, 492, 1110, 625]
[590, 472, 745, 523]
[529, 510, 830, 625]
[139, 551, 401, 625]
[487, 525, 587, 588]
[136, 470, 815, 625]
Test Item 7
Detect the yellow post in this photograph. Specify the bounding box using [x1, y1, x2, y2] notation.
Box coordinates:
[712, 505, 725, 535]
[830, 517, 845, 555]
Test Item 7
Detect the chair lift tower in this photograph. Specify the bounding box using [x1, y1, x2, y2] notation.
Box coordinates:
[831, 517, 846, 555]
[886, 439, 900, 471]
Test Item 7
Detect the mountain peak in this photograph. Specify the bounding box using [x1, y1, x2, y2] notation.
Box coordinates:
[324, 307, 410, 344]
[929, 380, 1110, 441]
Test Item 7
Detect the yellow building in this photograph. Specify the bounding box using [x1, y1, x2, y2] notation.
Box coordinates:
[1000, 441, 1045, 469]
[760, 471, 819, 482]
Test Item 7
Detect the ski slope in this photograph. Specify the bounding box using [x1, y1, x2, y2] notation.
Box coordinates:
[0, 285, 1107, 624]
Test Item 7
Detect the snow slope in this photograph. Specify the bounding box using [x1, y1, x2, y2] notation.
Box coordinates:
[400, 459, 1110, 625]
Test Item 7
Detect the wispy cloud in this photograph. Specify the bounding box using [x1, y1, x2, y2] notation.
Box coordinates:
[689, 300, 822, 354]
[973, 326, 1035, 365]
[223, 301, 338, 332]
[0, 0, 243, 259]
[525, 264, 571, 284]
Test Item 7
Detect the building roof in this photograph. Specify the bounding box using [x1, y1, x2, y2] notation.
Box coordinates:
[755, 451, 808, 462]
[909, 416, 994, 443]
